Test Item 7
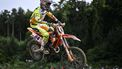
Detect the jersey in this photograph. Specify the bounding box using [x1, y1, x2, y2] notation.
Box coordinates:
[30, 6, 57, 25]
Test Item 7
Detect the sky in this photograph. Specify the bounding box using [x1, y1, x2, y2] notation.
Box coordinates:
[0, 0, 92, 12]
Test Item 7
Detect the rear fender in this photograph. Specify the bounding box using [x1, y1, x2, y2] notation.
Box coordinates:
[62, 34, 81, 41]
[27, 27, 37, 36]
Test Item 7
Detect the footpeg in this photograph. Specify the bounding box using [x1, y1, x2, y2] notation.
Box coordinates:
[33, 48, 43, 52]
[54, 47, 60, 53]
[33, 46, 44, 52]
[43, 50, 50, 54]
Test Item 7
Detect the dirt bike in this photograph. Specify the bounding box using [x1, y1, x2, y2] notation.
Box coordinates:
[27, 22, 88, 69]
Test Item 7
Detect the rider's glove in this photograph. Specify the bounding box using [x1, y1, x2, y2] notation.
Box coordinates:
[57, 20, 62, 24]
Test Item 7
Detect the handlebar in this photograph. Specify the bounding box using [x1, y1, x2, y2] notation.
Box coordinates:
[57, 20, 62, 24]
[51, 23, 65, 27]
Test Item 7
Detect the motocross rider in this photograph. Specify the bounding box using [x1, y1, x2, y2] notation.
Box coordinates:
[30, 0, 60, 51]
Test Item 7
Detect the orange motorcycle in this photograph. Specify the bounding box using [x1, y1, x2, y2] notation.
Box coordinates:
[27, 22, 88, 69]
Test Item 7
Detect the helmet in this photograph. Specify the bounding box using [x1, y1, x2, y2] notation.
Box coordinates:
[40, 0, 52, 10]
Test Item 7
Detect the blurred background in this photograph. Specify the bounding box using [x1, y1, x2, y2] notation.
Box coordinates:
[0, 0, 122, 69]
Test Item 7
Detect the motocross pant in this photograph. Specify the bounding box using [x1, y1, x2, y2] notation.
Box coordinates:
[30, 23, 49, 44]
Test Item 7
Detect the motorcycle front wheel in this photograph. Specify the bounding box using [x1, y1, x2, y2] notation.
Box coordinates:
[61, 47, 88, 69]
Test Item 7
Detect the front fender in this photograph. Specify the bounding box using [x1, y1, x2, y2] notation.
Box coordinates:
[62, 34, 81, 41]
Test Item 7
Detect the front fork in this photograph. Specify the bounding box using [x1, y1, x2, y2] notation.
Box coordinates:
[62, 38, 74, 62]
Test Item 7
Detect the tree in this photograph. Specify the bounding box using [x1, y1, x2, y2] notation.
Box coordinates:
[0, 10, 10, 36]
[11, 8, 17, 37]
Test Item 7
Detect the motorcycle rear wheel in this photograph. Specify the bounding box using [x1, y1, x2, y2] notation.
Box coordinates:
[27, 39, 44, 61]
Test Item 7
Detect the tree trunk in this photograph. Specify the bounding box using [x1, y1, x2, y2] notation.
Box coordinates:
[12, 22, 14, 37]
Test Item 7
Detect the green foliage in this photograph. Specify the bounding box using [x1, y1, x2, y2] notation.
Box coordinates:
[0, 36, 27, 63]
[0, 0, 122, 68]
[86, 0, 122, 67]
[0, 8, 31, 40]
[53, 0, 122, 67]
